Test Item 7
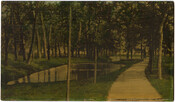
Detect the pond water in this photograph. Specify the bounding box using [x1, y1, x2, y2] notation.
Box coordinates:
[7, 63, 125, 85]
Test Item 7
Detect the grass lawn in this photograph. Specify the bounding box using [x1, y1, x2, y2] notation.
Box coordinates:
[145, 56, 174, 101]
[1, 58, 142, 101]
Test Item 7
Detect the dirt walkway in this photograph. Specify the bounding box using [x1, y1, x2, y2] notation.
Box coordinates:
[107, 58, 162, 101]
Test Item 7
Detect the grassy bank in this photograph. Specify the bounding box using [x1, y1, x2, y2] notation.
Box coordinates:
[145, 56, 174, 101]
[2, 58, 142, 101]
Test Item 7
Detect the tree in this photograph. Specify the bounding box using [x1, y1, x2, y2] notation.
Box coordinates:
[157, 2, 173, 79]
[27, 3, 38, 63]
[66, 4, 72, 101]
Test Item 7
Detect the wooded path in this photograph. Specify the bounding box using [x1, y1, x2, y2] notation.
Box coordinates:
[107, 58, 162, 101]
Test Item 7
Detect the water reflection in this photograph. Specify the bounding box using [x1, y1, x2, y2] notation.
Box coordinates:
[7, 63, 125, 85]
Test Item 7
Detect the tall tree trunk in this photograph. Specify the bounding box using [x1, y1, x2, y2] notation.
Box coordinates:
[94, 22, 98, 84]
[55, 40, 57, 57]
[13, 15, 18, 61]
[77, 21, 82, 57]
[67, 6, 72, 101]
[94, 47, 97, 84]
[36, 29, 41, 58]
[105, 48, 107, 56]
[41, 12, 47, 58]
[19, 24, 26, 61]
[154, 48, 157, 60]
[127, 48, 129, 60]
[149, 42, 153, 73]
[141, 40, 143, 59]
[76, 49, 78, 57]
[120, 48, 121, 61]
[27, 11, 37, 63]
[144, 47, 146, 58]
[85, 23, 89, 57]
[47, 25, 52, 60]
[48, 69, 50, 82]
[32, 49, 34, 60]
[63, 42, 66, 56]
[58, 42, 61, 57]
[158, 13, 167, 79]
[71, 49, 74, 57]
[4, 30, 9, 66]
[14, 35, 18, 61]
[52, 47, 54, 57]
[4, 5, 12, 65]
[16, 10, 26, 61]
[78, 49, 80, 57]
[131, 49, 133, 60]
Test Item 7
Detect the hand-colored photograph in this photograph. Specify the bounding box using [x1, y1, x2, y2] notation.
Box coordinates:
[1, 1, 174, 101]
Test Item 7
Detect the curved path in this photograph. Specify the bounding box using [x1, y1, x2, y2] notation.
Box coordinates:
[107, 58, 162, 101]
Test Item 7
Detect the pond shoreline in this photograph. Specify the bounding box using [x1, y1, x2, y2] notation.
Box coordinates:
[7, 62, 125, 85]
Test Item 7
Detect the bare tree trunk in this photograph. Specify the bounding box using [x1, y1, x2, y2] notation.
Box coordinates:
[141, 40, 143, 59]
[77, 21, 82, 57]
[19, 25, 26, 61]
[106, 49, 108, 56]
[58, 42, 61, 57]
[158, 13, 167, 79]
[47, 25, 52, 60]
[71, 49, 74, 57]
[131, 49, 133, 60]
[13, 15, 18, 61]
[66, 6, 72, 101]
[27, 11, 37, 63]
[149, 41, 153, 73]
[78, 49, 80, 57]
[127, 48, 129, 60]
[41, 12, 47, 58]
[154, 48, 157, 60]
[52, 47, 54, 57]
[55, 39, 57, 57]
[144, 47, 146, 58]
[120, 48, 121, 61]
[48, 69, 50, 82]
[16, 10, 26, 61]
[4, 30, 9, 66]
[32, 49, 34, 60]
[94, 47, 97, 84]
[63, 42, 66, 56]
[36, 29, 41, 58]
[14, 35, 18, 61]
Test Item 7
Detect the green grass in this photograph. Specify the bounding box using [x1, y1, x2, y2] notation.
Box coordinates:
[1, 58, 142, 101]
[145, 56, 174, 101]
